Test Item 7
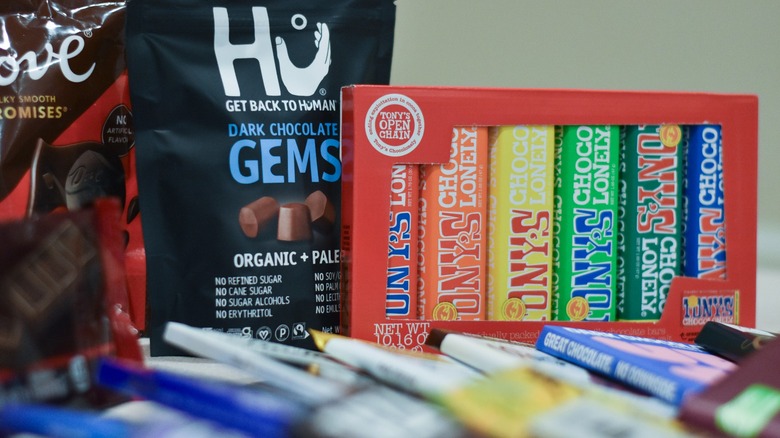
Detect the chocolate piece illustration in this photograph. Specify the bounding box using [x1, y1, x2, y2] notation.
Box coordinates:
[277, 203, 312, 242]
[305, 190, 335, 233]
[239, 196, 280, 238]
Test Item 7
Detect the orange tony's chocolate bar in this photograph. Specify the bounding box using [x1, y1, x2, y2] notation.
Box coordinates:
[420, 126, 488, 321]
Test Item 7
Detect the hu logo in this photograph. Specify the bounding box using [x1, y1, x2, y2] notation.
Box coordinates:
[213, 7, 331, 97]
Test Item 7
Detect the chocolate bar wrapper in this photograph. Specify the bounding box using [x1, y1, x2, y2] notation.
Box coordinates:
[683, 125, 726, 280]
[618, 125, 684, 320]
[386, 164, 419, 319]
[487, 126, 554, 321]
[0, 199, 139, 407]
[678, 338, 780, 437]
[420, 126, 488, 320]
[437, 367, 580, 438]
[552, 125, 619, 321]
[694, 321, 775, 363]
[292, 384, 469, 438]
[536, 325, 736, 407]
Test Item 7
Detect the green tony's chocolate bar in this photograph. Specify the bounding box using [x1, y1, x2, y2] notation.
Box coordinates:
[618, 125, 684, 320]
[552, 125, 619, 321]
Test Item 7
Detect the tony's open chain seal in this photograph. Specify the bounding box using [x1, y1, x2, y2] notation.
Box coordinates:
[365, 94, 424, 157]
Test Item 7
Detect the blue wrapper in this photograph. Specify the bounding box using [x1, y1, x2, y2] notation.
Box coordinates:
[683, 125, 726, 279]
[97, 358, 305, 438]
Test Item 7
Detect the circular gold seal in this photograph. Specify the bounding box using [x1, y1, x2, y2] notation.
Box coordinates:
[501, 298, 527, 321]
[566, 297, 590, 321]
[659, 124, 682, 147]
[432, 302, 458, 321]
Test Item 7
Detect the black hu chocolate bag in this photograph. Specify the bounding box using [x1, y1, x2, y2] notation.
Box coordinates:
[127, 0, 396, 354]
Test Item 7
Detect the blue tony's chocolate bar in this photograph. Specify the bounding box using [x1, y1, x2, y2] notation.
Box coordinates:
[683, 125, 726, 280]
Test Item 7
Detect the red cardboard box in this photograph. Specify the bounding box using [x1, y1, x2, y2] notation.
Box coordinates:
[340, 85, 757, 351]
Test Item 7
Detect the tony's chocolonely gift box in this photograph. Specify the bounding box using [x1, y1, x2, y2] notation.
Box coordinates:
[340, 85, 757, 351]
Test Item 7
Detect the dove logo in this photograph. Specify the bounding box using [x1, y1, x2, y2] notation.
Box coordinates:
[213, 7, 331, 98]
[0, 35, 95, 86]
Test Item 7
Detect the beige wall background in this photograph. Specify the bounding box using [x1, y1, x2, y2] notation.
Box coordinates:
[389, 0, 780, 329]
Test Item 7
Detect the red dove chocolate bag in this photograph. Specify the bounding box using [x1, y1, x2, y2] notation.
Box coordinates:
[0, 2, 145, 330]
[126, 0, 396, 355]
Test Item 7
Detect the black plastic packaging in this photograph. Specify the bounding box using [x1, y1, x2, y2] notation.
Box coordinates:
[126, 0, 396, 355]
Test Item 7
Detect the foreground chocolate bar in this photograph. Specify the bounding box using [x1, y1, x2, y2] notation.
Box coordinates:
[0, 200, 138, 407]
[678, 337, 780, 437]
